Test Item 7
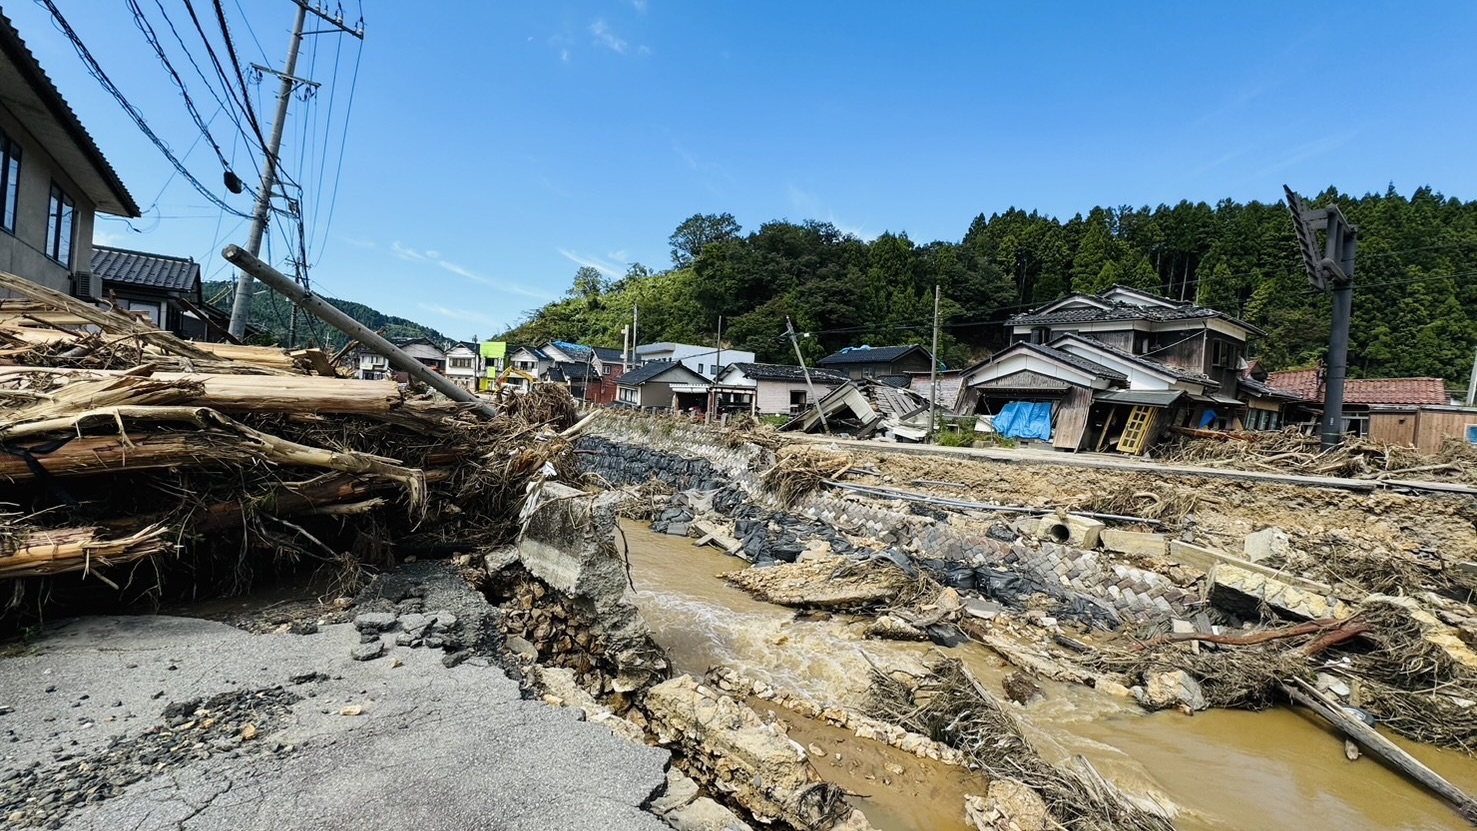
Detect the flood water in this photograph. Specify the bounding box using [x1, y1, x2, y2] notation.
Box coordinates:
[622, 522, 1477, 831]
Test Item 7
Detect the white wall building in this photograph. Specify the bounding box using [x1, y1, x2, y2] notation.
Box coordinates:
[636, 342, 755, 379]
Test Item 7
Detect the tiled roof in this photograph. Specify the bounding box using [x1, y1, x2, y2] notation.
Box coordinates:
[1266, 370, 1449, 405]
[1010, 290, 1263, 336]
[727, 362, 848, 384]
[591, 347, 625, 363]
[92, 246, 199, 292]
[1016, 341, 1128, 381]
[1051, 333, 1219, 387]
[618, 360, 701, 386]
[556, 360, 600, 381]
[0, 13, 138, 216]
[1237, 376, 1301, 400]
[816, 345, 927, 366]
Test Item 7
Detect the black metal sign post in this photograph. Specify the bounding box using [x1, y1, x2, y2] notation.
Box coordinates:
[1284, 185, 1357, 451]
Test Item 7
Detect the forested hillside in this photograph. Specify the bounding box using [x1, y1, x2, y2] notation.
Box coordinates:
[202, 280, 449, 349]
[503, 186, 1477, 384]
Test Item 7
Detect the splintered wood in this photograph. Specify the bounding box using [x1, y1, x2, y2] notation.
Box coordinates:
[0, 272, 578, 619]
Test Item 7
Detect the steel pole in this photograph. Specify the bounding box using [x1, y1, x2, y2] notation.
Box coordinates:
[222, 245, 496, 418]
[1320, 220, 1356, 451]
[228, 3, 308, 339]
[928, 283, 940, 440]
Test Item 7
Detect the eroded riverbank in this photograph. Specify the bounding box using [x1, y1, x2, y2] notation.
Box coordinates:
[623, 521, 1477, 831]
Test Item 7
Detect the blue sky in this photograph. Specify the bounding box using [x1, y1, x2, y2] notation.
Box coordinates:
[7, 2, 1476, 340]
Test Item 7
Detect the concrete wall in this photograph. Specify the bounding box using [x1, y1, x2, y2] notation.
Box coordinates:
[580, 415, 1197, 624]
[0, 101, 96, 296]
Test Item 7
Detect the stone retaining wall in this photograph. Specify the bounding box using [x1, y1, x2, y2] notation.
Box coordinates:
[581, 416, 1199, 623]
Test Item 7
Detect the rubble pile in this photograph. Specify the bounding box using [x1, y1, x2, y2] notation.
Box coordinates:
[0, 277, 578, 628]
[1154, 426, 1477, 486]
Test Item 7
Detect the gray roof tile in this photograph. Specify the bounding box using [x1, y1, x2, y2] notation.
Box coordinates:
[92, 246, 199, 292]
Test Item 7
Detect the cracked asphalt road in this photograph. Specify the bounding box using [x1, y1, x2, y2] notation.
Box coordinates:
[0, 616, 670, 830]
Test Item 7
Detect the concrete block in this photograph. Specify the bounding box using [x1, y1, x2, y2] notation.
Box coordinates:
[1036, 514, 1103, 549]
[1207, 562, 1351, 621]
[1171, 540, 1335, 596]
[1243, 527, 1292, 563]
[1100, 529, 1169, 558]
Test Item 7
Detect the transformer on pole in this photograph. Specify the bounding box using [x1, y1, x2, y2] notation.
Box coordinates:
[1283, 185, 1357, 451]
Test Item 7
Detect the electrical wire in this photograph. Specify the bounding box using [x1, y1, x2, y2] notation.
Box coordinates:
[126, 0, 235, 175]
[35, 0, 251, 218]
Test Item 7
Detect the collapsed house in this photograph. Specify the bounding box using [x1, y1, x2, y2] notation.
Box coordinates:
[953, 286, 1267, 453]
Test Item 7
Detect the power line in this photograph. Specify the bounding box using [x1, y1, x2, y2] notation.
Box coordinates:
[179, 0, 269, 158]
[126, 0, 236, 177]
[35, 0, 251, 218]
[311, 35, 362, 264]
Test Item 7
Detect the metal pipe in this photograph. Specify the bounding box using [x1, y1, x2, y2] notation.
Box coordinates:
[222, 245, 497, 418]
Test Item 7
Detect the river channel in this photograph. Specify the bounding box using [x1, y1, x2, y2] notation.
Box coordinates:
[622, 522, 1477, 831]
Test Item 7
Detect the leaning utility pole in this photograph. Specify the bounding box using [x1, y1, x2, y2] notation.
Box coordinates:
[1465, 347, 1477, 408]
[786, 317, 827, 433]
[228, 1, 365, 339]
[928, 283, 940, 441]
[1284, 185, 1357, 451]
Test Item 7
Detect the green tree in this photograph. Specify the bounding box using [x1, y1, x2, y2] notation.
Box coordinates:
[669, 212, 741, 268]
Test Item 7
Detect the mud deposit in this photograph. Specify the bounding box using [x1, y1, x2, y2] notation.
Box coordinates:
[623, 522, 1477, 831]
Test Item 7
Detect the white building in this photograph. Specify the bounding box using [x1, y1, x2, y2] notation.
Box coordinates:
[444, 342, 481, 390]
[636, 342, 754, 379]
[711, 362, 849, 415]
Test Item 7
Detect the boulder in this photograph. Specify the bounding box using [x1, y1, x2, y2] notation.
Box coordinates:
[1243, 527, 1292, 563]
[649, 768, 701, 814]
[666, 797, 754, 831]
[1134, 669, 1207, 712]
[964, 779, 1050, 831]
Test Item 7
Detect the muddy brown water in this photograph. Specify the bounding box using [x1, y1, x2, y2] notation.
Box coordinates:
[622, 522, 1477, 831]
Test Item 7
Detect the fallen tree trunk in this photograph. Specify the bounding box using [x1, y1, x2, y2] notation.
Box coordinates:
[0, 369, 402, 415]
[1283, 677, 1477, 824]
[0, 433, 248, 480]
[0, 524, 173, 579]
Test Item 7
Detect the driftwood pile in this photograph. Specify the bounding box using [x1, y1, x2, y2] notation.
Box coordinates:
[1155, 426, 1477, 486]
[0, 274, 576, 628]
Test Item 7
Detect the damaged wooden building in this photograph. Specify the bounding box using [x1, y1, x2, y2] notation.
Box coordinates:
[954, 286, 1267, 453]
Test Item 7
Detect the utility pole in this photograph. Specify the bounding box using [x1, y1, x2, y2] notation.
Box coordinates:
[928, 283, 940, 441]
[709, 315, 723, 421]
[1284, 185, 1357, 451]
[786, 317, 827, 433]
[228, 2, 365, 340]
[1465, 347, 1477, 408]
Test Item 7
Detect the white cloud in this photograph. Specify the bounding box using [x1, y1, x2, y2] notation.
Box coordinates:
[607, 250, 629, 262]
[561, 48, 571, 63]
[559, 248, 623, 278]
[590, 20, 628, 54]
[425, 250, 441, 259]
[391, 241, 425, 261]
[436, 260, 552, 300]
[638, 45, 652, 56]
[418, 303, 505, 329]
[92, 230, 127, 247]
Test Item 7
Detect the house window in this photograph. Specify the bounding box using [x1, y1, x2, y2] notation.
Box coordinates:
[618, 387, 636, 403]
[121, 299, 161, 326]
[46, 183, 75, 267]
[449, 357, 473, 370]
[0, 130, 18, 232]
[1211, 340, 1240, 369]
[697, 363, 704, 374]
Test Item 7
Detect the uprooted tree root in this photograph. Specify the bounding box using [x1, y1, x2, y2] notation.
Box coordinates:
[1090, 607, 1477, 753]
[869, 655, 1174, 831]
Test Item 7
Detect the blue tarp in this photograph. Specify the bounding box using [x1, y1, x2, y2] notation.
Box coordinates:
[994, 401, 1053, 441]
